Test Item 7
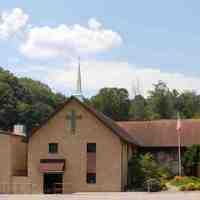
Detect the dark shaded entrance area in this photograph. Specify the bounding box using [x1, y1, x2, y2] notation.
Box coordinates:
[43, 173, 63, 194]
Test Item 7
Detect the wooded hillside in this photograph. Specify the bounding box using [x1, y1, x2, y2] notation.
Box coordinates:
[0, 67, 65, 132]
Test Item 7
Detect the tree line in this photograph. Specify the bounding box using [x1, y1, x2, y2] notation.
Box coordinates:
[90, 81, 200, 121]
[0, 67, 200, 133]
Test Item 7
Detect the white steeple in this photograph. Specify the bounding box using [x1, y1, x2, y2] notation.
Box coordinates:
[77, 57, 82, 94]
[74, 57, 84, 100]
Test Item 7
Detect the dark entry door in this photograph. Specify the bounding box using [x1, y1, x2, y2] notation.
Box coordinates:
[43, 173, 63, 194]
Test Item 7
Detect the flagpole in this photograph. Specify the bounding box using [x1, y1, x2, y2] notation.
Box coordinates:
[178, 130, 182, 176]
[177, 112, 182, 176]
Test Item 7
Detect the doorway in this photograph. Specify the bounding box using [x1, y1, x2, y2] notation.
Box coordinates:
[43, 173, 63, 194]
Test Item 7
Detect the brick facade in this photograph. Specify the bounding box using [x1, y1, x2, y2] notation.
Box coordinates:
[28, 99, 130, 193]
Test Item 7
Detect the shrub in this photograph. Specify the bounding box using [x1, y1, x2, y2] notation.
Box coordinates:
[180, 183, 200, 191]
[157, 166, 172, 180]
[183, 145, 200, 176]
[170, 176, 200, 191]
[127, 153, 145, 189]
[160, 182, 167, 191]
[128, 153, 169, 191]
[139, 153, 171, 181]
[140, 153, 160, 180]
[186, 183, 196, 191]
[144, 178, 162, 192]
[195, 183, 200, 190]
[179, 185, 186, 191]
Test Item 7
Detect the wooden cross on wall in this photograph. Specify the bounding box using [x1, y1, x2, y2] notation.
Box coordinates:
[66, 110, 82, 134]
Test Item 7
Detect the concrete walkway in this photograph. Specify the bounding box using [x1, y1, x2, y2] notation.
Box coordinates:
[1, 192, 200, 200]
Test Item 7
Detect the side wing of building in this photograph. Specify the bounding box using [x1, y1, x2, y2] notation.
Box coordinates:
[0, 131, 27, 193]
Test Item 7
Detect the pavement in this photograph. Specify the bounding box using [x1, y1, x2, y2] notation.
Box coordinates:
[1, 192, 200, 200]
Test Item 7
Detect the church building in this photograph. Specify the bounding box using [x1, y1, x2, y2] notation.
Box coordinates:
[0, 95, 138, 194]
[0, 61, 200, 194]
[28, 95, 137, 193]
[0, 61, 138, 194]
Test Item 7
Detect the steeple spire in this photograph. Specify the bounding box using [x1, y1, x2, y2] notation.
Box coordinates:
[77, 56, 82, 94]
[74, 57, 84, 101]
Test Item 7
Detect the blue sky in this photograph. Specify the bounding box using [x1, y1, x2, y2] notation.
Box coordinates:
[1, 1, 200, 96]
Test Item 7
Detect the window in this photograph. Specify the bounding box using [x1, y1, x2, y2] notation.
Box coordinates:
[87, 173, 96, 184]
[87, 143, 96, 184]
[49, 143, 58, 154]
[87, 143, 96, 153]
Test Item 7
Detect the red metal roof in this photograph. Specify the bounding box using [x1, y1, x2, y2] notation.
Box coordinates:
[117, 119, 200, 147]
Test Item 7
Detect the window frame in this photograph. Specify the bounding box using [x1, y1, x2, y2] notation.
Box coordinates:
[87, 143, 96, 153]
[86, 173, 96, 184]
[86, 143, 96, 184]
[48, 143, 58, 154]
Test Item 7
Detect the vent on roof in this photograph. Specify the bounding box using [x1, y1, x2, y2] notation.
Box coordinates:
[13, 124, 26, 137]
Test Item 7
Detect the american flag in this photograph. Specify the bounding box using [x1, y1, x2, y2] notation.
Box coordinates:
[176, 112, 181, 132]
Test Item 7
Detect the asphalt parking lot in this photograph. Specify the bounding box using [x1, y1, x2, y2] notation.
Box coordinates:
[1, 192, 200, 200]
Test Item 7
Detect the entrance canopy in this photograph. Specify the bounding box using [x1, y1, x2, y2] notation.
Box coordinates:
[40, 159, 65, 173]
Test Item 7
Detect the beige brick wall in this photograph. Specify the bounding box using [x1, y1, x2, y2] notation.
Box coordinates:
[11, 176, 31, 194]
[28, 99, 124, 193]
[11, 136, 27, 176]
[0, 133, 28, 194]
[0, 134, 12, 193]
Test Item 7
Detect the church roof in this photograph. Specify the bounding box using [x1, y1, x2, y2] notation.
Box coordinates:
[29, 96, 139, 145]
[117, 119, 200, 147]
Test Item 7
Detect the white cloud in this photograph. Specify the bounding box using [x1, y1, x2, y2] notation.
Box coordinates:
[18, 61, 200, 97]
[88, 18, 102, 30]
[20, 18, 122, 59]
[0, 8, 29, 39]
[1, 10, 198, 97]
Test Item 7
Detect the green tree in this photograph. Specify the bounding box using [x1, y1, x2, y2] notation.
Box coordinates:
[18, 79, 66, 132]
[129, 95, 148, 120]
[0, 68, 28, 130]
[128, 153, 144, 188]
[140, 153, 162, 180]
[0, 67, 66, 133]
[90, 88, 130, 121]
[19, 78, 65, 108]
[176, 91, 200, 118]
[183, 145, 200, 176]
[147, 81, 176, 119]
[128, 153, 170, 190]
